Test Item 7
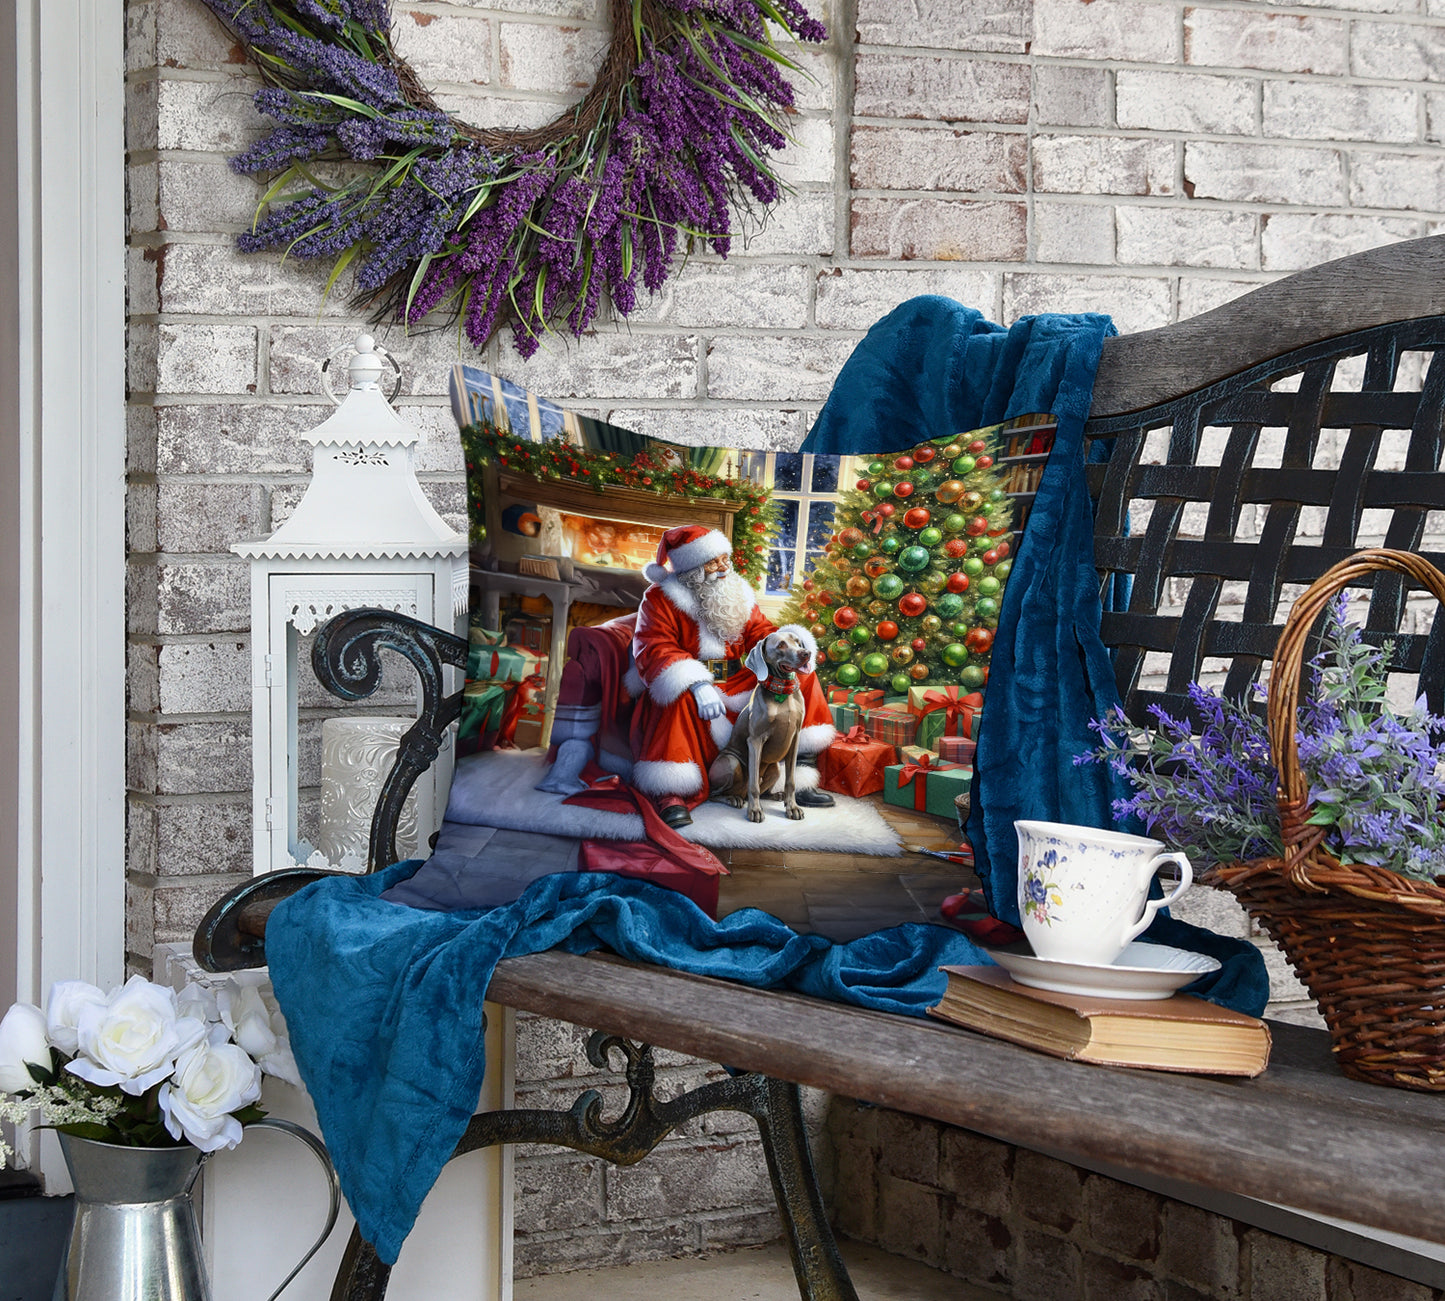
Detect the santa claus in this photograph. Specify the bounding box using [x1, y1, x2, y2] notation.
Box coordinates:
[537, 524, 837, 828]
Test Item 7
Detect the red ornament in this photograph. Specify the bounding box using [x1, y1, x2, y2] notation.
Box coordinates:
[911, 638, 927, 653]
[856, 478, 872, 492]
[898, 592, 928, 618]
[966, 516, 989, 537]
[966, 627, 995, 654]
[876, 502, 896, 518]
[803, 578, 814, 591]
[893, 481, 914, 499]
[946, 572, 970, 593]
[819, 590, 836, 606]
[876, 620, 899, 641]
[996, 540, 1011, 558]
[943, 538, 968, 558]
[976, 454, 994, 470]
[893, 455, 915, 471]
[982, 549, 1000, 566]
[902, 506, 932, 530]
[968, 439, 987, 453]
[838, 527, 865, 548]
[863, 556, 889, 579]
[914, 446, 936, 464]
[833, 605, 860, 630]
[752, 522, 766, 533]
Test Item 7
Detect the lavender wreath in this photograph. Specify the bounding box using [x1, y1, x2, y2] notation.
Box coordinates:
[197, 0, 825, 357]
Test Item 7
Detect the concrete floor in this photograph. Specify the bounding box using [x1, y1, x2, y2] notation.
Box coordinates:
[517, 1239, 999, 1300]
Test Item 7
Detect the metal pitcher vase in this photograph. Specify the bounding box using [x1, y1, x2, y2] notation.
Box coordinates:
[53, 1119, 339, 1301]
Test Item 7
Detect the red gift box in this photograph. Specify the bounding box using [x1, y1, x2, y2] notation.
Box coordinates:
[863, 705, 917, 748]
[817, 725, 896, 798]
[937, 735, 976, 764]
[826, 686, 885, 710]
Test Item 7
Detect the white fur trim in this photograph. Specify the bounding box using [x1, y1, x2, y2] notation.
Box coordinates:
[658, 576, 699, 621]
[622, 663, 645, 698]
[797, 722, 837, 755]
[769, 766, 820, 793]
[648, 657, 714, 706]
[631, 759, 704, 797]
[777, 623, 818, 675]
[709, 713, 735, 749]
[642, 562, 670, 585]
[664, 529, 731, 575]
[721, 689, 755, 711]
[597, 749, 634, 778]
[697, 626, 727, 660]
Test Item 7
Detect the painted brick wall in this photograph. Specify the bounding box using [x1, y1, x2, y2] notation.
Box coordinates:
[125, 0, 1445, 1275]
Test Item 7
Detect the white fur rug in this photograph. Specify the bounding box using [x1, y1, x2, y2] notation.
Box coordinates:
[444, 749, 902, 856]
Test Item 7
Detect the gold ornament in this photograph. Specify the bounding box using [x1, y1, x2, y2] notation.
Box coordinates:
[935, 480, 966, 505]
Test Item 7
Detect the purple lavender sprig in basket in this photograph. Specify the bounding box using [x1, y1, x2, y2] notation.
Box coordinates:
[1076, 596, 1445, 883]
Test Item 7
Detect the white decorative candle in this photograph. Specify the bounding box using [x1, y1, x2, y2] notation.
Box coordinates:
[317, 717, 420, 868]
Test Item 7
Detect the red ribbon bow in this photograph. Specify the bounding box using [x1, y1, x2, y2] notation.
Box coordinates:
[843, 724, 874, 745]
[897, 752, 937, 787]
[920, 686, 984, 734]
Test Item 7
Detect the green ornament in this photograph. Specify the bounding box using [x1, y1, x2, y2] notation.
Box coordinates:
[867, 460, 886, 477]
[835, 662, 862, 687]
[849, 625, 873, 646]
[918, 527, 943, 547]
[873, 572, 904, 599]
[952, 455, 977, 475]
[989, 487, 1007, 502]
[950, 620, 970, 637]
[995, 559, 1012, 579]
[890, 672, 912, 695]
[963, 556, 985, 576]
[960, 664, 986, 689]
[897, 546, 931, 573]
[872, 481, 894, 499]
[851, 542, 872, 561]
[829, 638, 853, 663]
[940, 642, 969, 668]
[935, 593, 965, 619]
[921, 614, 943, 634]
[977, 575, 1001, 597]
[919, 571, 947, 595]
[880, 536, 902, 555]
[861, 652, 890, 678]
[943, 514, 968, 533]
[975, 596, 1000, 620]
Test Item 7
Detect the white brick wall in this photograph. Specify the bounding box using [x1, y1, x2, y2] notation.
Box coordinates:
[125, 0, 1445, 1275]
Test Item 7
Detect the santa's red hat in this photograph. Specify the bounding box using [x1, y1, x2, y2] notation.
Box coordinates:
[642, 525, 732, 586]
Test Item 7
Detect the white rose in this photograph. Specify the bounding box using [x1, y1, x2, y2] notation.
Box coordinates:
[68, 975, 205, 1096]
[159, 1035, 262, 1153]
[176, 982, 218, 1027]
[218, 974, 301, 1088]
[46, 981, 107, 1056]
[0, 1003, 51, 1094]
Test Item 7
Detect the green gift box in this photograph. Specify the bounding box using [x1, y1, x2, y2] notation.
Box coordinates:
[458, 680, 514, 753]
[829, 702, 860, 731]
[911, 686, 984, 751]
[883, 755, 972, 819]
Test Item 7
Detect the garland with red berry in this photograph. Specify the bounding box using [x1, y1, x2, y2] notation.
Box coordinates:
[460, 421, 779, 588]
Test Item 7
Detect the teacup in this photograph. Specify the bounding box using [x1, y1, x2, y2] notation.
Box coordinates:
[1014, 819, 1193, 966]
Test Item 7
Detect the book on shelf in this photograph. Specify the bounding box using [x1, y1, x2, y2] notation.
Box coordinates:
[928, 966, 1271, 1076]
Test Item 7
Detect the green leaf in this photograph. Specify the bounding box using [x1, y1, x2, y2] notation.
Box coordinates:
[298, 90, 383, 120]
[456, 182, 494, 229]
[404, 249, 437, 325]
[235, 1103, 269, 1126]
[631, 0, 644, 59]
[320, 242, 361, 317]
[1305, 806, 1339, 826]
[52, 1122, 118, 1142]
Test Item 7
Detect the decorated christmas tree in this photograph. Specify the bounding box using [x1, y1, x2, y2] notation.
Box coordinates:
[778, 419, 1052, 696]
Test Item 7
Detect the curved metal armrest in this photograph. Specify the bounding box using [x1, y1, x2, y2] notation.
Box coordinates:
[311, 608, 468, 873]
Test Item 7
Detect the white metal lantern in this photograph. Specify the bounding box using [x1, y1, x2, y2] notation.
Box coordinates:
[234, 334, 468, 876]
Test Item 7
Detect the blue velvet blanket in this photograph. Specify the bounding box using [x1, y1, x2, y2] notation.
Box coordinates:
[266, 299, 1268, 1265]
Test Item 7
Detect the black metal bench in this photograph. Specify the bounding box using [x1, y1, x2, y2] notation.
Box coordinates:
[195, 235, 1445, 1300]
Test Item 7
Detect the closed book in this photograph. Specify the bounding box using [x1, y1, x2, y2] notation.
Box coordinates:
[928, 966, 1271, 1077]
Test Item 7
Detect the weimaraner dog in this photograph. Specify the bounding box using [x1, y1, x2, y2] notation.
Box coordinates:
[707, 627, 814, 822]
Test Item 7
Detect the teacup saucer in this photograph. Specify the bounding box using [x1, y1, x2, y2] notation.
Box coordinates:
[980, 941, 1222, 1001]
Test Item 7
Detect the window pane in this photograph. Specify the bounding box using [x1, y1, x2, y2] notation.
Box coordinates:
[739, 450, 769, 484]
[766, 548, 795, 595]
[774, 499, 799, 551]
[806, 502, 835, 551]
[774, 453, 804, 493]
[809, 456, 840, 493]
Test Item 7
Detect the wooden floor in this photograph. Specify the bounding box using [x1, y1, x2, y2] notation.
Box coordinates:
[715, 797, 975, 942]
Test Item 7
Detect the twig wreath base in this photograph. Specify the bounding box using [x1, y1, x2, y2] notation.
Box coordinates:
[197, 0, 825, 357]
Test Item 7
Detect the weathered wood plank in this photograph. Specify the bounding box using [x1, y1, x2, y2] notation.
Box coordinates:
[1092, 235, 1445, 417]
[487, 951, 1445, 1246]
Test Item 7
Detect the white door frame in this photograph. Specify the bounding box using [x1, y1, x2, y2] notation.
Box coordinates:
[0, 0, 127, 1174]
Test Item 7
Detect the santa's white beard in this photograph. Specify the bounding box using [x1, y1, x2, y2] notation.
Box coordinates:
[681, 567, 755, 644]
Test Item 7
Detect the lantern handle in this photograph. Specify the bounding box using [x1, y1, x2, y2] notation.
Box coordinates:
[321, 333, 404, 405]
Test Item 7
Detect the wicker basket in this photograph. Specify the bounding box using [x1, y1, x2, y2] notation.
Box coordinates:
[1203, 549, 1445, 1092]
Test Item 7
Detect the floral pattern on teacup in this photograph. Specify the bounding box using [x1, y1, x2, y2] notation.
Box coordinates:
[1021, 850, 1062, 925]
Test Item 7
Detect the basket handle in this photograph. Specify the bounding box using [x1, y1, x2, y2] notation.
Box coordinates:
[1266, 548, 1445, 884]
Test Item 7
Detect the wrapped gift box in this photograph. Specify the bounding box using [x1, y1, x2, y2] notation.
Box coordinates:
[817, 728, 896, 798]
[936, 735, 977, 764]
[457, 680, 515, 755]
[467, 629, 546, 684]
[826, 686, 884, 710]
[513, 716, 545, 749]
[508, 616, 551, 653]
[883, 754, 971, 818]
[898, 745, 933, 766]
[909, 685, 984, 751]
[863, 705, 916, 748]
[829, 702, 860, 732]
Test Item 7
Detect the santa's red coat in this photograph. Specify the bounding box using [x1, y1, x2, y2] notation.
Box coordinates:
[627, 576, 836, 806]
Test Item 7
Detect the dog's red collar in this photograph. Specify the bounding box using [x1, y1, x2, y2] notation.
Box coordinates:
[762, 674, 798, 700]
